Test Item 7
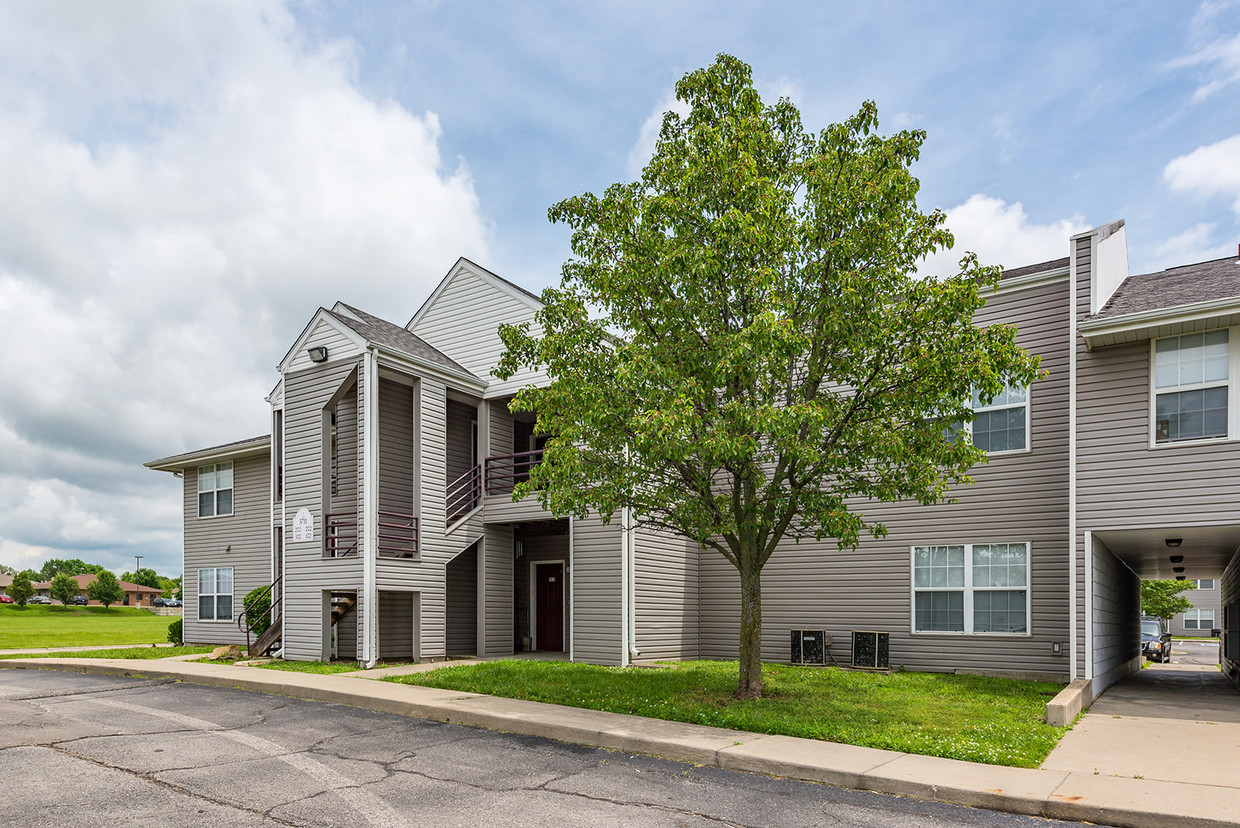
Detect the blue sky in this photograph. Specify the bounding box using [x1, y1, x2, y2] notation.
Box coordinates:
[1, 1, 1238, 575]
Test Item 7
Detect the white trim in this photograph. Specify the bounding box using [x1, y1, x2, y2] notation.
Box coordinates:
[196, 566, 235, 623]
[529, 559, 567, 652]
[908, 542, 1033, 636]
[1069, 236, 1079, 682]
[568, 516, 575, 662]
[195, 461, 235, 519]
[619, 508, 630, 667]
[1079, 295, 1240, 336]
[1084, 529, 1094, 680]
[361, 348, 379, 667]
[146, 438, 270, 472]
[987, 266, 1071, 297]
[371, 344, 485, 392]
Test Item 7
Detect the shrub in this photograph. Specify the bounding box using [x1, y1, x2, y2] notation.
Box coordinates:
[243, 586, 271, 637]
[167, 617, 183, 644]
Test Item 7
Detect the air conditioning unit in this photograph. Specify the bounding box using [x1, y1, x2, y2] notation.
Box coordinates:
[851, 630, 890, 670]
[790, 629, 826, 664]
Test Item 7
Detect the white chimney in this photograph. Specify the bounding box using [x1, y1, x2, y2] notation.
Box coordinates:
[1089, 219, 1129, 315]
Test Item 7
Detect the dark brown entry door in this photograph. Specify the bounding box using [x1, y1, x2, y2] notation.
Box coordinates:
[535, 563, 564, 651]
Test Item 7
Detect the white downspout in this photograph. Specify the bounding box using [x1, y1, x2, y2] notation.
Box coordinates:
[627, 508, 639, 661]
[619, 505, 630, 667]
[362, 347, 379, 668]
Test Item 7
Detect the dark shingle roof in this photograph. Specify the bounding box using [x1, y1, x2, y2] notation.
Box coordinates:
[1001, 257, 1070, 280]
[330, 304, 476, 378]
[1094, 254, 1240, 319]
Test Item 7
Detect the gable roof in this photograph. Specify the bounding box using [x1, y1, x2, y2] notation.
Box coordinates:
[328, 303, 475, 378]
[406, 257, 544, 331]
[145, 435, 270, 472]
[1001, 257, 1070, 280]
[1092, 254, 1240, 319]
[276, 306, 368, 373]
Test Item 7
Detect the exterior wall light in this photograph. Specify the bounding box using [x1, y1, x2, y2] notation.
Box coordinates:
[307, 346, 329, 363]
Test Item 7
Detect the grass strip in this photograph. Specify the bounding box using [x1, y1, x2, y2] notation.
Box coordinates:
[0, 645, 215, 660]
[388, 659, 1066, 768]
[1, 605, 176, 648]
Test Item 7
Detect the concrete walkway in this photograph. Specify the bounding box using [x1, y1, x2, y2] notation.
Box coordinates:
[2, 657, 1238, 827]
[1043, 664, 1240, 792]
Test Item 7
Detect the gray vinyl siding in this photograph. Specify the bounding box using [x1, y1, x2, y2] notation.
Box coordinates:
[697, 277, 1072, 677]
[408, 266, 548, 398]
[1089, 535, 1141, 696]
[1222, 550, 1240, 690]
[281, 359, 365, 661]
[1170, 581, 1223, 636]
[514, 534, 570, 650]
[336, 602, 357, 660]
[378, 590, 416, 660]
[445, 542, 478, 656]
[182, 452, 272, 646]
[446, 400, 476, 490]
[377, 378, 415, 524]
[480, 524, 514, 656]
[571, 515, 624, 666]
[330, 385, 358, 518]
[634, 528, 699, 661]
[287, 318, 361, 373]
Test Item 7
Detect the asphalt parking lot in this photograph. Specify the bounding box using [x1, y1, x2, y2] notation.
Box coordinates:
[0, 668, 1104, 828]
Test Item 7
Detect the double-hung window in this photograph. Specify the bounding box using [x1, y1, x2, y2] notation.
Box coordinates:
[1154, 330, 1228, 443]
[969, 385, 1028, 453]
[1191, 579, 1215, 590]
[198, 462, 234, 518]
[1183, 608, 1214, 630]
[912, 543, 1029, 634]
[198, 567, 233, 621]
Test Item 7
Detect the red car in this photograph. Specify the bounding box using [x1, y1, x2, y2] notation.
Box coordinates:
[0, 595, 14, 604]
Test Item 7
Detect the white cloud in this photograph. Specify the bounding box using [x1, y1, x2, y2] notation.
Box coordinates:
[1164, 134, 1240, 215]
[1169, 1, 1240, 102]
[919, 195, 1089, 277]
[1152, 222, 1236, 268]
[626, 92, 691, 178]
[0, 2, 489, 574]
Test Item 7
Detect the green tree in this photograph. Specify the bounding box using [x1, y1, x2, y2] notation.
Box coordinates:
[497, 54, 1041, 698]
[120, 568, 162, 589]
[7, 571, 35, 607]
[49, 572, 79, 607]
[40, 558, 106, 580]
[158, 576, 182, 599]
[1141, 580, 1196, 622]
[0, 564, 15, 576]
[87, 571, 125, 608]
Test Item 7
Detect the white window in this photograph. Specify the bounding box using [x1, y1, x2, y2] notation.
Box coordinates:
[969, 385, 1029, 453]
[1184, 608, 1215, 630]
[197, 567, 233, 621]
[1154, 330, 1228, 443]
[1191, 579, 1215, 590]
[198, 462, 234, 518]
[912, 543, 1029, 634]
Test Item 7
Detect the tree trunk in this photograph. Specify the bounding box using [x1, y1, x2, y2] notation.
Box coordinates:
[736, 562, 763, 699]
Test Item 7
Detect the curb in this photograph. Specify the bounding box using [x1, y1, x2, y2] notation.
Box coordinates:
[3, 659, 1236, 828]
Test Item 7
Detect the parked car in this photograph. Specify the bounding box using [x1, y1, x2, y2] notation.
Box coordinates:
[152, 597, 167, 607]
[29, 596, 52, 604]
[166, 599, 183, 607]
[69, 595, 89, 606]
[1141, 616, 1172, 663]
[0, 595, 13, 604]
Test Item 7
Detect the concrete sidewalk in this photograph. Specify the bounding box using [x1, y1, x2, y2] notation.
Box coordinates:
[1, 657, 1237, 828]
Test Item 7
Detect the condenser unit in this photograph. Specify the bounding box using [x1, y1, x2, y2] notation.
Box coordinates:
[790, 629, 826, 664]
[851, 630, 890, 670]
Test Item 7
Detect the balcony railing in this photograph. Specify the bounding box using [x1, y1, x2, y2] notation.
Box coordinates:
[324, 511, 419, 559]
[447, 464, 482, 524]
[484, 449, 544, 496]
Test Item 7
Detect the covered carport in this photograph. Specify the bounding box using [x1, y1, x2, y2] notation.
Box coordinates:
[1085, 524, 1240, 697]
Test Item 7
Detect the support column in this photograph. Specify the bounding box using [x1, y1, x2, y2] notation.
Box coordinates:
[361, 348, 379, 666]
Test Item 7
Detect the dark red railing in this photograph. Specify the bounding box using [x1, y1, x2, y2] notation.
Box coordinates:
[484, 449, 544, 495]
[325, 511, 419, 558]
[447, 464, 482, 523]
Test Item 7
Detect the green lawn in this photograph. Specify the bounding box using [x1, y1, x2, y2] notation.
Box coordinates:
[389, 660, 1067, 768]
[0, 645, 214, 660]
[0, 605, 177, 648]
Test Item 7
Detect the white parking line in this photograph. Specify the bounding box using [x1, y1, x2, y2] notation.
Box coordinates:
[89, 698, 409, 827]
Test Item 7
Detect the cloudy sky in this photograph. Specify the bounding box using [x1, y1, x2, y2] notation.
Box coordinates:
[1, 1, 1239, 576]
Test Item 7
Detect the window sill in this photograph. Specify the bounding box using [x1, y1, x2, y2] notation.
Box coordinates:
[981, 448, 1031, 458]
[909, 630, 1032, 638]
[197, 512, 236, 520]
[1148, 436, 1231, 450]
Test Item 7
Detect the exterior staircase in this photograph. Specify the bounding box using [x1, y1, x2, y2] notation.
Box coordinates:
[249, 615, 282, 657]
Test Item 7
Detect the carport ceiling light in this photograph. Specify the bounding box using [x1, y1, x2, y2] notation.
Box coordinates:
[1169, 555, 1184, 563]
[1165, 538, 1182, 548]
[1176, 575, 1186, 580]
[1173, 566, 1185, 573]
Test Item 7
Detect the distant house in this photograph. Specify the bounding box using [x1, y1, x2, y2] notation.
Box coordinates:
[1171, 579, 1223, 637]
[147, 227, 1240, 696]
[0, 573, 161, 606]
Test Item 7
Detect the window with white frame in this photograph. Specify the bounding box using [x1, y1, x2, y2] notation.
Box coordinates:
[912, 543, 1029, 634]
[198, 567, 233, 621]
[1154, 330, 1228, 443]
[1184, 608, 1215, 630]
[969, 385, 1028, 453]
[1192, 579, 1215, 590]
[197, 462, 234, 518]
